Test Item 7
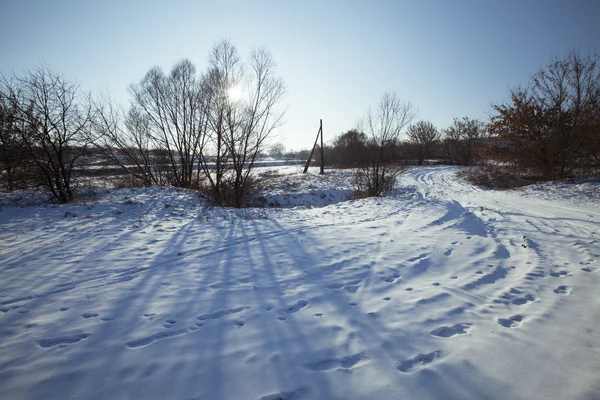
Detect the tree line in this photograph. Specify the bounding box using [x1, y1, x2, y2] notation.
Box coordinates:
[1, 48, 599, 204]
[0, 40, 284, 206]
[311, 50, 600, 190]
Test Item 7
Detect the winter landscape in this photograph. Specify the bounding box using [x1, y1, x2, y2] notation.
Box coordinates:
[1, 165, 599, 400]
[2, 2, 600, 399]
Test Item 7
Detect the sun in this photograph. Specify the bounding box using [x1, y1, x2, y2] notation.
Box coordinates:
[227, 85, 243, 102]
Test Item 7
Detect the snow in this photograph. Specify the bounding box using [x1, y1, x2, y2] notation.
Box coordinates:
[1, 166, 599, 400]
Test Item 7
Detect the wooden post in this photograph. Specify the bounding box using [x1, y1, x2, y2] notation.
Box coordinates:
[319, 119, 324, 174]
[303, 121, 323, 174]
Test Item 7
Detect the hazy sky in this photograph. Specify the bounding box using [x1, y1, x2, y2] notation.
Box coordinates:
[1, 0, 598, 150]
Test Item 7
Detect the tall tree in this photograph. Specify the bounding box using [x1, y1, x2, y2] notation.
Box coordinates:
[127, 59, 208, 188]
[203, 40, 285, 207]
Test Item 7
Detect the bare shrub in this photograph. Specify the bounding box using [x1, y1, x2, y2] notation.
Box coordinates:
[353, 92, 416, 197]
[2, 66, 94, 203]
[462, 165, 530, 189]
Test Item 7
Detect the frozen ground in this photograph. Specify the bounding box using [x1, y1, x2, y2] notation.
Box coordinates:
[1, 166, 599, 400]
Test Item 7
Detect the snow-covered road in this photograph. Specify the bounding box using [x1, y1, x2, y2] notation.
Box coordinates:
[1, 166, 599, 400]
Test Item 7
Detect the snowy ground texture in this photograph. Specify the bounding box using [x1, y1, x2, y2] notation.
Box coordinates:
[1, 166, 600, 400]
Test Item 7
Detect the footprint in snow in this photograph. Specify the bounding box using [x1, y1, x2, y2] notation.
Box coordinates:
[384, 271, 401, 283]
[497, 314, 524, 328]
[126, 329, 189, 349]
[344, 284, 360, 293]
[196, 306, 250, 321]
[287, 300, 309, 314]
[553, 285, 571, 295]
[525, 268, 545, 281]
[581, 267, 594, 272]
[430, 323, 472, 338]
[304, 353, 368, 372]
[38, 333, 91, 348]
[397, 350, 442, 373]
[550, 270, 571, 278]
[81, 313, 99, 319]
[163, 319, 177, 328]
[261, 387, 307, 400]
[494, 288, 535, 306]
[432, 282, 441, 286]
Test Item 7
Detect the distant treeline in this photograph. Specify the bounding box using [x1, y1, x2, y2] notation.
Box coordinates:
[1, 49, 599, 205]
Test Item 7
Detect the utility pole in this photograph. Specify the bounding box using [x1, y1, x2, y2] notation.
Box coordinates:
[303, 120, 324, 174]
[319, 119, 324, 174]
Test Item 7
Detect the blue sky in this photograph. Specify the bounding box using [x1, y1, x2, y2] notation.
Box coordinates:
[1, 0, 598, 150]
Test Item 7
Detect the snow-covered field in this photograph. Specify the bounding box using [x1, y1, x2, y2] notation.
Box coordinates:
[1, 166, 599, 400]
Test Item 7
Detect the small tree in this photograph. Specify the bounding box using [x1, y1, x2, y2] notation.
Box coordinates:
[353, 92, 417, 197]
[330, 129, 367, 167]
[269, 143, 285, 158]
[2, 66, 93, 203]
[443, 117, 486, 166]
[406, 120, 440, 165]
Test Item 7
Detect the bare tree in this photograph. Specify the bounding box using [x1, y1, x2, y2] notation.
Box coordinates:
[443, 117, 486, 166]
[127, 59, 208, 188]
[201, 40, 243, 204]
[406, 120, 440, 165]
[2, 66, 93, 203]
[202, 40, 285, 207]
[489, 51, 600, 179]
[227, 48, 285, 207]
[353, 92, 417, 197]
[269, 143, 285, 158]
[93, 96, 170, 186]
[0, 92, 30, 190]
